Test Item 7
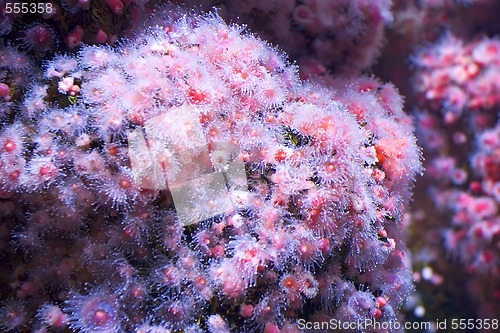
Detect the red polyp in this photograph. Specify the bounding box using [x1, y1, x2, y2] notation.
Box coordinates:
[188, 89, 206, 103]
[105, 0, 124, 15]
[81, 298, 117, 329]
[39, 165, 54, 177]
[3, 139, 16, 153]
[93, 310, 111, 325]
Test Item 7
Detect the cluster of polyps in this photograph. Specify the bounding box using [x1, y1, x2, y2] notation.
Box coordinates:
[414, 34, 500, 123]
[413, 32, 500, 318]
[0, 10, 420, 332]
[182, 0, 392, 77]
[414, 34, 500, 275]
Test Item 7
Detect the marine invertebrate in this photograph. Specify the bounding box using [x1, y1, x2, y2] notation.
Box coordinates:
[0, 8, 421, 332]
[412, 32, 500, 320]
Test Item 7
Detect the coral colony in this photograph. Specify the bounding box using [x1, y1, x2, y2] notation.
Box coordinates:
[0, 4, 422, 332]
[209, 0, 393, 78]
[413, 33, 500, 318]
[0, 0, 498, 332]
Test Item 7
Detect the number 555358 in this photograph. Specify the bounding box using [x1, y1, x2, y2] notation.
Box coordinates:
[4, 2, 53, 14]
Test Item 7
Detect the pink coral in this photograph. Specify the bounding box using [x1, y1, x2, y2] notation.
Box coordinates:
[186, 0, 393, 77]
[412, 31, 500, 320]
[0, 8, 421, 332]
[414, 34, 500, 121]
